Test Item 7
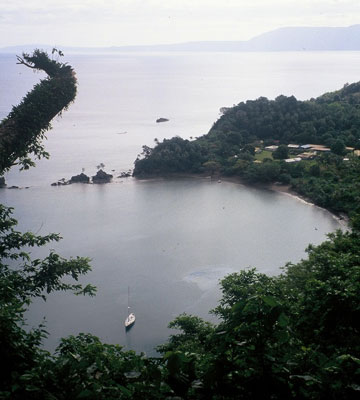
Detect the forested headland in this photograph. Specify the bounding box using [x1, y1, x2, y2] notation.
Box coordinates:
[1, 52, 359, 399]
[134, 82, 360, 217]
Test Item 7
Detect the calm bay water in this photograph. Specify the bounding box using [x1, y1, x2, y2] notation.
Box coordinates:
[0, 51, 356, 354]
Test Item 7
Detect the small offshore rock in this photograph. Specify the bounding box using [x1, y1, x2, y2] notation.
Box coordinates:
[51, 179, 70, 186]
[92, 169, 113, 183]
[119, 170, 132, 178]
[156, 117, 169, 123]
[8, 186, 19, 189]
[70, 172, 90, 184]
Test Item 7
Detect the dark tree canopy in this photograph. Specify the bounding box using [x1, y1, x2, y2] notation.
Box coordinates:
[272, 144, 289, 159]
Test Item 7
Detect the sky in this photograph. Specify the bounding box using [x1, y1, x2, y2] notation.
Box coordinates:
[0, 0, 359, 47]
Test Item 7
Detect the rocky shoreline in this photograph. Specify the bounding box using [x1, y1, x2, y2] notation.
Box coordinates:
[0, 168, 133, 189]
[51, 169, 120, 186]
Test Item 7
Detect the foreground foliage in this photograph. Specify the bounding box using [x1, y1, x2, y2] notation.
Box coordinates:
[0, 204, 96, 398]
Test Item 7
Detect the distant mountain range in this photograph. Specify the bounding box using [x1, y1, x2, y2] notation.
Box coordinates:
[1, 25, 360, 54]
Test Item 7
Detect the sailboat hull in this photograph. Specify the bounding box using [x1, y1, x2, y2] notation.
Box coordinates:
[125, 312, 136, 329]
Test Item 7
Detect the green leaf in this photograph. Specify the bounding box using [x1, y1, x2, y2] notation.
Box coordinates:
[290, 375, 320, 383]
[277, 312, 289, 328]
[262, 296, 278, 307]
[76, 389, 93, 398]
[118, 385, 132, 396]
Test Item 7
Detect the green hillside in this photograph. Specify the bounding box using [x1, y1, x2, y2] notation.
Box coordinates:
[134, 82, 360, 216]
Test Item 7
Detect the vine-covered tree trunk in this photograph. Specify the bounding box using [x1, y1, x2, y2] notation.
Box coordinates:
[0, 49, 77, 173]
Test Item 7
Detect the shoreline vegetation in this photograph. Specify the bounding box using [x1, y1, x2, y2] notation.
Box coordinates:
[133, 81, 360, 219]
[1, 51, 360, 399]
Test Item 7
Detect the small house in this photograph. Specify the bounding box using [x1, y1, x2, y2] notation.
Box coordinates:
[299, 152, 316, 159]
[309, 145, 330, 152]
[285, 157, 301, 163]
[301, 144, 312, 150]
[264, 145, 279, 151]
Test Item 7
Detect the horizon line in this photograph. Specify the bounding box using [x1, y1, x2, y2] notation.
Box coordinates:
[1, 23, 359, 50]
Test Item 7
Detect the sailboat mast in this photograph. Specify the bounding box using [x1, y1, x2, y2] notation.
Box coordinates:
[124, 285, 135, 328]
[127, 286, 130, 316]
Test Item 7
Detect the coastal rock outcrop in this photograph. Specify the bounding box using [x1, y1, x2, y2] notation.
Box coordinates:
[156, 118, 169, 123]
[119, 169, 132, 178]
[70, 172, 90, 184]
[51, 178, 70, 186]
[0, 177, 6, 188]
[92, 169, 113, 183]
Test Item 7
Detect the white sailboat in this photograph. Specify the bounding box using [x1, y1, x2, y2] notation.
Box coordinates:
[125, 286, 135, 329]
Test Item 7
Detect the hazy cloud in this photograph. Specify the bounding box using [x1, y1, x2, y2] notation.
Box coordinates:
[0, 0, 359, 47]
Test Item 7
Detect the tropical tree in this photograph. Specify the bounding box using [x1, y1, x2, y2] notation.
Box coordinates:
[272, 145, 289, 160]
[0, 50, 95, 398]
[0, 49, 77, 173]
[202, 160, 221, 176]
[331, 139, 346, 156]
